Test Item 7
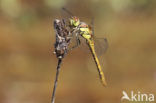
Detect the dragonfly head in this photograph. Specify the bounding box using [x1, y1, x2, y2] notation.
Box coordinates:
[69, 16, 80, 27]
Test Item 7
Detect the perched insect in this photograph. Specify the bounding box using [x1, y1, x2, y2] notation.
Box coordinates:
[62, 8, 108, 86]
[51, 8, 108, 103]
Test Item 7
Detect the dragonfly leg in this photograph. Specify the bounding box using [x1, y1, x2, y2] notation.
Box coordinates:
[72, 36, 81, 49]
[68, 35, 81, 51]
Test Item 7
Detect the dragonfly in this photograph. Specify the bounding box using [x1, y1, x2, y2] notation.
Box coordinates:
[62, 8, 108, 86]
[51, 9, 108, 103]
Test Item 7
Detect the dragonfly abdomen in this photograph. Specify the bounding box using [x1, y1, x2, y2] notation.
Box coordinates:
[88, 41, 107, 86]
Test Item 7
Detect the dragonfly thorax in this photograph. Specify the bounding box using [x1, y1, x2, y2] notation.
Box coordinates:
[79, 22, 93, 40]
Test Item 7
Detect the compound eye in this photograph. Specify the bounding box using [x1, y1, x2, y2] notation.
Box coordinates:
[74, 16, 79, 22]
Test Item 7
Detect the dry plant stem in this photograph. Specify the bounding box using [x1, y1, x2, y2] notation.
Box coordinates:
[51, 59, 62, 103]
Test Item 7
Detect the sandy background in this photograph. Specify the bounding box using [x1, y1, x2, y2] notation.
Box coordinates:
[0, 0, 156, 103]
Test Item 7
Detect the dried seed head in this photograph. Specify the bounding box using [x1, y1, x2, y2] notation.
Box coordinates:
[53, 19, 71, 59]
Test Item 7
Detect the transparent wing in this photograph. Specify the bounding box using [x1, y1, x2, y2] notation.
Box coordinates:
[94, 37, 108, 56]
[89, 17, 108, 56]
[68, 33, 78, 49]
[60, 7, 73, 27]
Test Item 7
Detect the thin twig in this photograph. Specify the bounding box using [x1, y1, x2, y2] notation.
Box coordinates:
[51, 59, 62, 103]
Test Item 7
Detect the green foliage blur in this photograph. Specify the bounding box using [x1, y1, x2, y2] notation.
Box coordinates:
[0, 0, 156, 103]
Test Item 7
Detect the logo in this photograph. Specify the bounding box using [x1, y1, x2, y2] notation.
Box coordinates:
[121, 91, 155, 102]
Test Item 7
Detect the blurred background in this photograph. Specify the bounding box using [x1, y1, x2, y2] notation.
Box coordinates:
[0, 0, 156, 103]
